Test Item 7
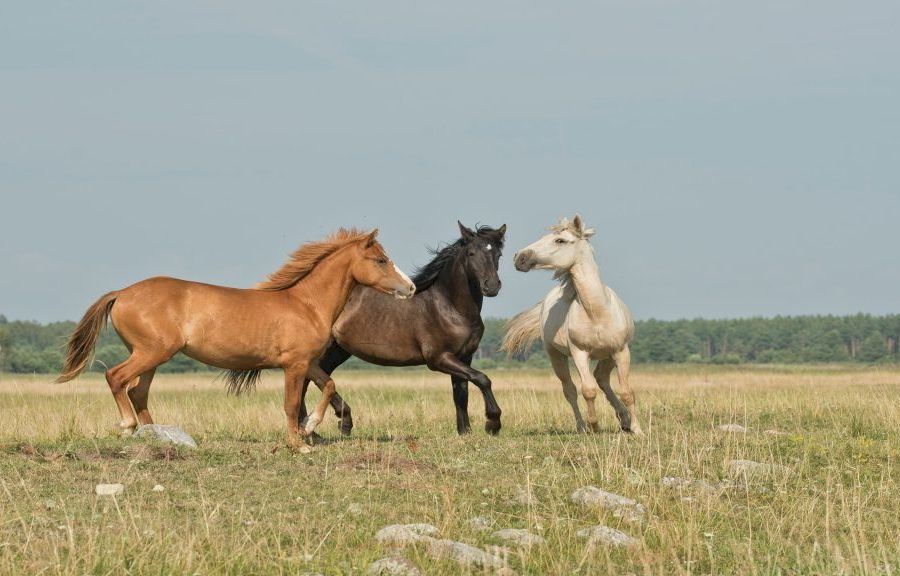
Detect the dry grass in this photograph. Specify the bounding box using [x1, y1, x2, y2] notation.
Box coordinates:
[0, 366, 898, 575]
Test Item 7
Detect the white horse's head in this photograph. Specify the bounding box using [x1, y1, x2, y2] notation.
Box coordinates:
[513, 214, 595, 273]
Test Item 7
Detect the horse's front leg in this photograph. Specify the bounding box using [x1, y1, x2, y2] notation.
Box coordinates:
[429, 352, 501, 435]
[450, 375, 472, 434]
[283, 362, 309, 448]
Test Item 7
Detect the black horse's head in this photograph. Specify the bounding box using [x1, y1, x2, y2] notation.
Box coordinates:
[458, 221, 506, 297]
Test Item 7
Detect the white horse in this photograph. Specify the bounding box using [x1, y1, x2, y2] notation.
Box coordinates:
[502, 215, 642, 434]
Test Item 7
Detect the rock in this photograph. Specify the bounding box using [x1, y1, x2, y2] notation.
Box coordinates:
[426, 538, 507, 570]
[95, 483, 124, 496]
[367, 556, 421, 576]
[43, 499, 56, 510]
[152, 484, 165, 493]
[661, 476, 723, 495]
[134, 424, 198, 448]
[570, 486, 645, 522]
[375, 524, 513, 573]
[375, 524, 439, 546]
[718, 423, 748, 433]
[492, 528, 545, 547]
[509, 485, 538, 506]
[470, 516, 493, 531]
[576, 525, 639, 547]
[725, 459, 791, 478]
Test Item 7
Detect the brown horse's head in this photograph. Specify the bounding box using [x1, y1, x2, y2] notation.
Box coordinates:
[351, 229, 416, 299]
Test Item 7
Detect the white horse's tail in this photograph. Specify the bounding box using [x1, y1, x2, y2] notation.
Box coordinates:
[501, 301, 543, 358]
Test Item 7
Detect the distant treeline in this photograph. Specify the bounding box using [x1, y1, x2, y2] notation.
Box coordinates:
[0, 313, 898, 374]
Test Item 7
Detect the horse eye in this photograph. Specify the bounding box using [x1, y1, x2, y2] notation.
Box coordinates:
[377, 257, 387, 265]
[555, 238, 567, 244]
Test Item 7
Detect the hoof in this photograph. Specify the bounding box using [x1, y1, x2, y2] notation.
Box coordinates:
[118, 421, 136, 437]
[484, 420, 502, 436]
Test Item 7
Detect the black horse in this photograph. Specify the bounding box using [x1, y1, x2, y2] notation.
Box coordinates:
[299, 222, 506, 435]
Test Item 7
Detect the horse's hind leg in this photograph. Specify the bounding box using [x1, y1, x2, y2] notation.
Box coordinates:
[303, 365, 335, 437]
[106, 353, 164, 435]
[299, 344, 354, 435]
[612, 346, 642, 435]
[127, 368, 157, 427]
[548, 347, 585, 433]
[594, 358, 631, 432]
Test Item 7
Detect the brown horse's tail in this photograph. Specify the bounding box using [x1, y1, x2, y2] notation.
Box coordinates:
[501, 301, 543, 358]
[56, 291, 118, 383]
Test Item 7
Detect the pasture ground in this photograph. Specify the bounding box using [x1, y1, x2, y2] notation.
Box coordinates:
[0, 366, 898, 575]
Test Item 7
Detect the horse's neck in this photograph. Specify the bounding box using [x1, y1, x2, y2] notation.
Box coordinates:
[289, 249, 356, 325]
[566, 245, 610, 321]
[436, 253, 482, 318]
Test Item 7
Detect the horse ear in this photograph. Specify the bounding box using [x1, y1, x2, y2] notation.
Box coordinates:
[457, 221, 475, 241]
[497, 224, 507, 239]
[366, 229, 379, 247]
[572, 214, 584, 233]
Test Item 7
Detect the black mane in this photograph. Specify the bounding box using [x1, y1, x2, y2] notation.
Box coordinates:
[411, 226, 504, 292]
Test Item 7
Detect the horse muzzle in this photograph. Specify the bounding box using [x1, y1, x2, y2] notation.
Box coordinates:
[392, 282, 416, 299]
[481, 278, 502, 297]
[514, 250, 535, 272]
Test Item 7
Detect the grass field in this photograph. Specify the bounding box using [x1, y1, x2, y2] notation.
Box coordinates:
[1, 366, 898, 575]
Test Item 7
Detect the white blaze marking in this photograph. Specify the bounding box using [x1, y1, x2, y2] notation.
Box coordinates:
[486, 244, 492, 251]
[393, 263, 413, 286]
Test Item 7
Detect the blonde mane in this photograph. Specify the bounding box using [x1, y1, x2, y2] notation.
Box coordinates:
[255, 228, 370, 291]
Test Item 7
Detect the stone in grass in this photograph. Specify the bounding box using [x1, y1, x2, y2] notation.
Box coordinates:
[426, 538, 508, 570]
[134, 424, 198, 448]
[509, 484, 538, 506]
[661, 476, 723, 495]
[492, 528, 546, 547]
[95, 483, 125, 496]
[718, 423, 749, 433]
[576, 525, 640, 548]
[470, 516, 493, 531]
[367, 556, 421, 576]
[725, 459, 791, 479]
[152, 484, 166, 493]
[570, 486, 645, 523]
[375, 524, 439, 546]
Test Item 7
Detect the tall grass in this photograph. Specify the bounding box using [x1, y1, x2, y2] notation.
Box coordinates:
[1, 367, 897, 574]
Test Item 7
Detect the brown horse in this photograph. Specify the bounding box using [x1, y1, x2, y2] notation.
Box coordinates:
[56, 228, 415, 447]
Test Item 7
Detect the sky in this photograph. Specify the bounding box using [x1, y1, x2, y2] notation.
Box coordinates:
[1, 1, 898, 323]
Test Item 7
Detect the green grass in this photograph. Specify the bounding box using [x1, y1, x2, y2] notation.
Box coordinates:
[1, 367, 898, 574]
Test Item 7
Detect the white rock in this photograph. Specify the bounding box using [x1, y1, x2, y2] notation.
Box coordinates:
[95, 483, 124, 496]
[570, 486, 645, 522]
[509, 485, 538, 506]
[718, 423, 748, 433]
[725, 459, 791, 478]
[661, 476, 723, 494]
[375, 524, 439, 546]
[367, 556, 421, 576]
[152, 484, 165, 493]
[492, 528, 545, 547]
[576, 525, 639, 547]
[426, 538, 507, 569]
[134, 424, 198, 448]
[470, 516, 492, 531]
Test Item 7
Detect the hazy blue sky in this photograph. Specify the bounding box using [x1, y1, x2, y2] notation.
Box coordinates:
[1, 1, 898, 323]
